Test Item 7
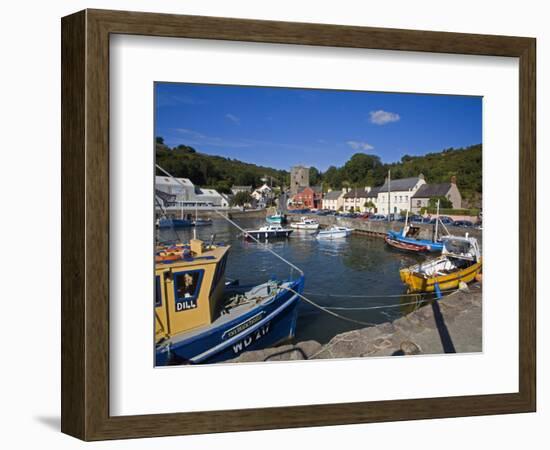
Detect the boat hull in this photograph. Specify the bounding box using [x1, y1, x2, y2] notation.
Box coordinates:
[316, 229, 352, 239]
[386, 230, 443, 252]
[385, 235, 429, 253]
[156, 277, 304, 365]
[158, 218, 194, 228]
[290, 223, 319, 230]
[193, 219, 213, 226]
[266, 215, 285, 224]
[245, 230, 293, 240]
[400, 259, 482, 293]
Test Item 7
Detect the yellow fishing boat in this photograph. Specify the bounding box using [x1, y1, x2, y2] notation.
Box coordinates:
[399, 235, 482, 293]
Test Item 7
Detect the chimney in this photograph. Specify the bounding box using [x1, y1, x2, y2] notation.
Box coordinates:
[450, 175, 457, 184]
[419, 173, 425, 180]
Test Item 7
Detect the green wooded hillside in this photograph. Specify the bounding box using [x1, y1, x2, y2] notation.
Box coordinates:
[155, 138, 482, 207]
[155, 139, 289, 194]
[320, 144, 481, 207]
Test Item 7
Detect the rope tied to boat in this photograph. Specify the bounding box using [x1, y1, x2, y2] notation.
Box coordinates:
[156, 164, 304, 277]
[282, 286, 377, 327]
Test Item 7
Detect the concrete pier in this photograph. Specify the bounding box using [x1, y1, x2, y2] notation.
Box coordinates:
[285, 212, 482, 242]
[227, 283, 482, 363]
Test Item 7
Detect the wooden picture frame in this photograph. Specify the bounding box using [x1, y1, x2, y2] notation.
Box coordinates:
[61, 9, 536, 441]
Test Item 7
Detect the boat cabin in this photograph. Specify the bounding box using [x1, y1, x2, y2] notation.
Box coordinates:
[155, 239, 230, 344]
[441, 235, 481, 262]
[402, 224, 421, 239]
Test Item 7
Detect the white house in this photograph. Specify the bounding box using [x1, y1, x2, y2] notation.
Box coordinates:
[196, 188, 230, 208]
[322, 190, 345, 211]
[376, 175, 426, 214]
[155, 176, 228, 208]
[343, 187, 372, 212]
[155, 176, 195, 201]
[251, 183, 273, 201]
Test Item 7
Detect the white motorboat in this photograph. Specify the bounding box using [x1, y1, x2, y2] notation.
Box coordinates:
[243, 224, 294, 240]
[290, 216, 320, 230]
[316, 226, 353, 239]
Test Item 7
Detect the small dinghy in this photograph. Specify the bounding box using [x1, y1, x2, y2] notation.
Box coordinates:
[243, 224, 293, 240]
[316, 225, 353, 239]
[290, 217, 320, 230]
[399, 235, 482, 293]
[193, 218, 213, 226]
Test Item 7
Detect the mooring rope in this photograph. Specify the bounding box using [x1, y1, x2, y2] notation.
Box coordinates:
[156, 164, 304, 277]
[282, 286, 376, 327]
[324, 298, 430, 311]
[303, 290, 446, 299]
[284, 285, 464, 326]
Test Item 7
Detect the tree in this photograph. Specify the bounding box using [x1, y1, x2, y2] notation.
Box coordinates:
[309, 166, 321, 186]
[364, 200, 376, 212]
[231, 191, 252, 207]
[343, 153, 382, 184]
[156, 136, 164, 145]
[428, 196, 453, 209]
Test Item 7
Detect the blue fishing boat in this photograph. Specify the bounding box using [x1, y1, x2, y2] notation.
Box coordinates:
[385, 205, 447, 253]
[386, 226, 444, 253]
[155, 238, 304, 365]
[157, 218, 193, 229]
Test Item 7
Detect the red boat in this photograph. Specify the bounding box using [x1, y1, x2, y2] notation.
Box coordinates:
[384, 235, 429, 253]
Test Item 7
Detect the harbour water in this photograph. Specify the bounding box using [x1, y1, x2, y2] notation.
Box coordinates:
[158, 217, 432, 345]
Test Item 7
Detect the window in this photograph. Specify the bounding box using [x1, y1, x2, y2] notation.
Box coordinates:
[173, 269, 204, 312]
[211, 255, 228, 296]
[155, 275, 162, 307]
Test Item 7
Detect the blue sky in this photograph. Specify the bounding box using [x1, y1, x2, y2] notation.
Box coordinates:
[155, 83, 481, 171]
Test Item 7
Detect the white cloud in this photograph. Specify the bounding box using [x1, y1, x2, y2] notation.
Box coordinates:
[369, 110, 400, 125]
[347, 140, 374, 151]
[225, 113, 241, 124]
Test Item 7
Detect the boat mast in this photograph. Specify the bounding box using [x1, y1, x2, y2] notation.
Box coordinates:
[403, 209, 409, 237]
[194, 201, 198, 240]
[435, 199, 440, 240]
[387, 169, 391, 222]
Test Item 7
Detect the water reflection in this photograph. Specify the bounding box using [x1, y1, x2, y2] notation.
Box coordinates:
[158, 217, 434, 345]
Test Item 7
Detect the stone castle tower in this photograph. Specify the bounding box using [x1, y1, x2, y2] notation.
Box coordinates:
[290, 165, 310, 196]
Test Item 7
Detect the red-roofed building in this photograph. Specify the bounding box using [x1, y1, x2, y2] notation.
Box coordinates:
[290, 186, 323, 209]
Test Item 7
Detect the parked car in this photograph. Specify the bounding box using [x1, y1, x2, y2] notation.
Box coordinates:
[357, 212, 372, 220]
[369, 214, 387, 221]
[453, 220, 474, 228]
[430, 216, 454, 225]
[409, 214, 425, 223]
